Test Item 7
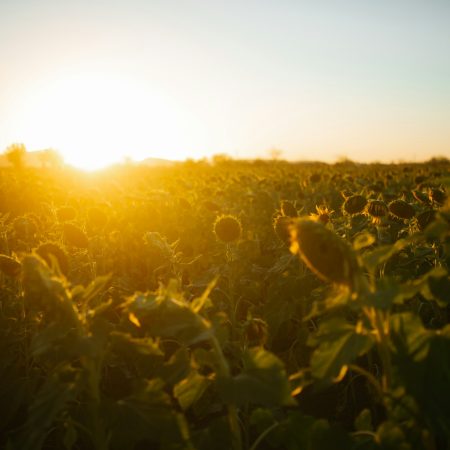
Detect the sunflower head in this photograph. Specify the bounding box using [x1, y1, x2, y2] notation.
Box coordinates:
[340, 189, 354, 200]
[56, 206, 77, 222]
[62, 223, 89, 248]
[311, 205, 333, 224]
[343, 195, 367, 215]
[280, 200, 297, 217]
[214, 215, 242, 243]
[273, 215, 293, 246]
[388, 200, 415, 220]
[429, 188, 447, 206]
[412, 190, 430, 205]
[12, 216, 38, 239]
[244, 318, 268, 346]
[416, 209, 436, 231]
[290, 219, 358, 288]
[366, 200, 388, 224]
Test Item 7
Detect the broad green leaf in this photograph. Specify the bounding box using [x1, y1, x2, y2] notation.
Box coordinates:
[217, 348, 295, 406]
[174, 370, 210, 411]
[127, 293, 212, 345]
[249, 407, 275, 429]
[439, 324, 450, 338]
[390, 313, 431, 362]
[322, 289, 353, 313]
[376, 421, 410, 450]
[31, 322, 72, 357]
[309, 317, 374, 382]
[13, 372, 77, 450]
[157, 347, 191, 387]
[191, 416, 233, 450]
[360, 274, 435, 310]
[423, 217, 448, 239]
[309, 419, 354, 450]
[0, 371, 29, 431]
[354, 408, 373, 431]
[353, 232, 376, 251]
[362, 238, 410, 272]
[192, 348, 220, 372]
[74, 274, 111, 307]
[253, 413, 354, 450]
[88, 298, 113, 319]
[427, 272, 450, 305]
[289, 368, 314, 396]
[254, 411, 316, 450]
[190, 276, 218, 313]
[390, 319, 450, 436]
[62, 420, 78, 450]
[110, 378, 183, 449]
[110, 331, 163, 356]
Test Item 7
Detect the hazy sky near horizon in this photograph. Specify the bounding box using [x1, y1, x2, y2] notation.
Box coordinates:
[0, 0, 449, 168]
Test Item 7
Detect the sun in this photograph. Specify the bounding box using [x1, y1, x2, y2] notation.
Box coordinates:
[16, 73, 197, 170]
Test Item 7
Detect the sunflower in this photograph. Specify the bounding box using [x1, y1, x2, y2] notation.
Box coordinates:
[343, 195, 367, 215]
[214, 215, 242, 243]
[310, 205, 333, 225]
[290, 219, 357, 288]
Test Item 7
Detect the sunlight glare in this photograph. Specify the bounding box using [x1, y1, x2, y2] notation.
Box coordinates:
[18, 73, 195, 170]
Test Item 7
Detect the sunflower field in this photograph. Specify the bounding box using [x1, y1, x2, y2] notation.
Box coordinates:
[0, 158, 449, 450]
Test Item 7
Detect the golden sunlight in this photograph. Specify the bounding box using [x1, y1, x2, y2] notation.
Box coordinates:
[16, 73, 196, 170]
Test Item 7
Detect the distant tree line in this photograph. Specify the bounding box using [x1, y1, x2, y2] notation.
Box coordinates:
[3, 143, 63, 169]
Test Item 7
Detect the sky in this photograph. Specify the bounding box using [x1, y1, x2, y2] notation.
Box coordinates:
[0, 0, 449, 169]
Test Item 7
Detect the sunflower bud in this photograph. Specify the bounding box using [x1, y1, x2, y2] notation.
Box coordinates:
[244, 318, 268, 346]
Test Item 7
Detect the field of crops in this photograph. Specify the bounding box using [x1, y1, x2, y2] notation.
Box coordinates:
[1, 159, 449, 450]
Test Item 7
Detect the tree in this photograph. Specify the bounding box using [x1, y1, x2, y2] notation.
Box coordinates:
[5, 143, 27, 169]
[211, 153, 233, 165]
[268, 147, 283, 160]
[38, 149, 63, 169]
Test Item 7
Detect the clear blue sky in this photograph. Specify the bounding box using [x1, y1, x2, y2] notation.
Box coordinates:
[0, 0, 449, 167]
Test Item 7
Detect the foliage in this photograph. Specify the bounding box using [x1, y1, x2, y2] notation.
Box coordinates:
[4, 143, 27, 169]
[0, 159, 449, 449]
